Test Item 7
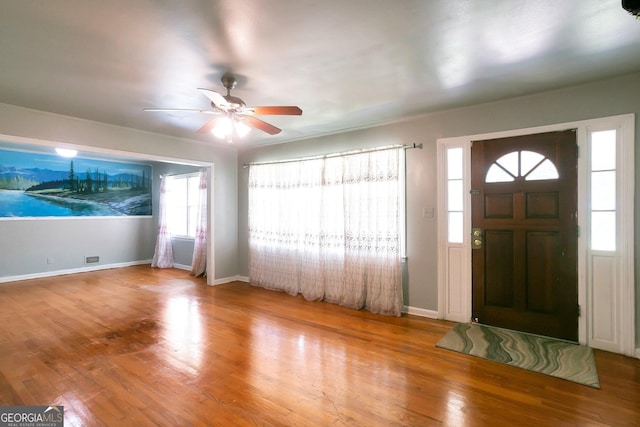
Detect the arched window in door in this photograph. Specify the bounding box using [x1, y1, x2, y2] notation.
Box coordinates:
[485, 150, 559, 183]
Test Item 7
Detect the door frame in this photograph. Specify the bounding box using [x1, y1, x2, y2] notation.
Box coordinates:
[436, 114, 635, 357]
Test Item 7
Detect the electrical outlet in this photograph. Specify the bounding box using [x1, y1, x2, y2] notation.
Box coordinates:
[422, 207, 434, 218]
[46, 257, 53, 265]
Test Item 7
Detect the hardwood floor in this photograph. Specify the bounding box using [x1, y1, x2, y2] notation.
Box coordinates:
[0, 266, 638, 426]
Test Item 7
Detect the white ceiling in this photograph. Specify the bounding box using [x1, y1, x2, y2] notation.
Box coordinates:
[2, 0, 640, 148]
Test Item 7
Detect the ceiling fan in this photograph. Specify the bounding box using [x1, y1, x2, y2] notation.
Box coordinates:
[144, 74, 302, 142]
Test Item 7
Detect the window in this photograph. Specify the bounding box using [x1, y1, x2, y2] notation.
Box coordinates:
[247, 147, 404, 315]
[485, 150, 559, 183]
[166, 173, 200, 238]
[590, 130, 616, 251]
[447, 147, 464, 243]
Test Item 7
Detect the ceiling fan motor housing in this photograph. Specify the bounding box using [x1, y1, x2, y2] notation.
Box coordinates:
[221, 74, 238, 90]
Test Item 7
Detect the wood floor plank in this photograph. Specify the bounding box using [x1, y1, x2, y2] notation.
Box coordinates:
[0, 265, 638, 426]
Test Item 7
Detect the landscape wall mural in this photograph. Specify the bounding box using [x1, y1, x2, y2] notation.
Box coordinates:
[0, 148, 152, 217]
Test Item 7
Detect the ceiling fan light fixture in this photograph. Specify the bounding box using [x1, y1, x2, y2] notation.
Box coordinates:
[234, 120, 251, 137]
[212, 117, 233, 139]
[211, 117, 252, 142]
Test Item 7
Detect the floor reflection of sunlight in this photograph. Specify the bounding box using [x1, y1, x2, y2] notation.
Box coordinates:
[247, 318, 409, 415]
[444, 389, 468, 426]
[162, 295, 203, 374]
[55, 393, 91, 427]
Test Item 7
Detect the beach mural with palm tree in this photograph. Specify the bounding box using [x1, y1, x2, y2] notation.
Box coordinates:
[0, 148, 152, 217]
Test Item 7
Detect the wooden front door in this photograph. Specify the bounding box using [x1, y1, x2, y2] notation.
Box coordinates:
[471, 130, 578, 341]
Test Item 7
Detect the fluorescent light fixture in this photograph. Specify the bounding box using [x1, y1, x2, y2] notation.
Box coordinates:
[55, 148, 78, 158]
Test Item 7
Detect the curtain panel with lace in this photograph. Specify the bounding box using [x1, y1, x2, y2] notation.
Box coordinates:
[248, 147, 403, 316]
[151, 175, 174, 269]
[190, 168, 208, 277]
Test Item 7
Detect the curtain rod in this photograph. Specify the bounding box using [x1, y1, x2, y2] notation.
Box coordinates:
[159, 170, 202, 179]
[242, 142, 423, 168]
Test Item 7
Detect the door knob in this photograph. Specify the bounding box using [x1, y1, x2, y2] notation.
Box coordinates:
[472, 228, 483, 249]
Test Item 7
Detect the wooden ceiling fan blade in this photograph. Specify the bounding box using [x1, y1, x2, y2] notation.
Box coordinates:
[239, 115, 282, 135]
[197, 117, 224, 134]
[249, 106, 303, 116]
[197, 88, 228, 107]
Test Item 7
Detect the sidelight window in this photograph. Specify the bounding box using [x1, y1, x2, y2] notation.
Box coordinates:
[590, 130, 616, 251]
[447, 147, 464, 243]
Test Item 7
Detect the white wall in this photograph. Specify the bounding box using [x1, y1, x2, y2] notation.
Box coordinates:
[237, 72, 640, 343]
[0, 103, 239, 280]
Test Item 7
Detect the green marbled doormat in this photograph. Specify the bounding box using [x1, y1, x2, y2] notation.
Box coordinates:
[436, 323, 599, 388]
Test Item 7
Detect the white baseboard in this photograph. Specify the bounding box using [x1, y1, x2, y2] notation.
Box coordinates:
[0, 266, 249, 285]
[214, 275, 249, 285]
[1, 265, 251, 288]
[160, 264, 246, 283]
[0, 260, 153, 284]
[635, 348, 640, 359]
[403, 305, 439, 319]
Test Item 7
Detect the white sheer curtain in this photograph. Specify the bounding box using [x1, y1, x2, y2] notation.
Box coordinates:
[151, 175, 174, 268]
[190, 168, 208, 277]
[248, 147, 403, 316]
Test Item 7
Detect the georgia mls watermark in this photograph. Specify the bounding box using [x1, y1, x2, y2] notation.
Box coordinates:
[0, 406, 63, 427]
